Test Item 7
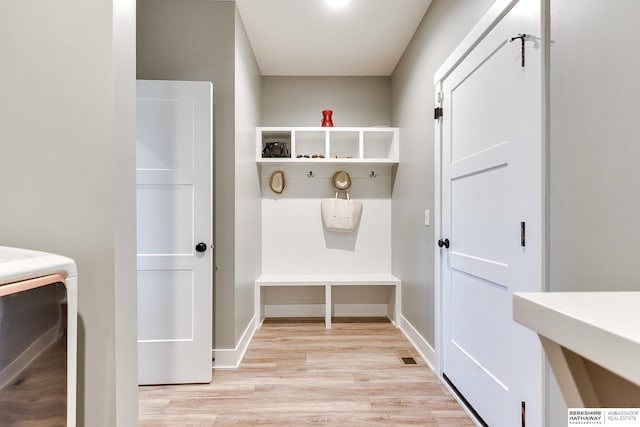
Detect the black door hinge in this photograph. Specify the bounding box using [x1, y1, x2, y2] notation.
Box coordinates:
[434, 107, 443, 120]
[521, 222, 526, 247]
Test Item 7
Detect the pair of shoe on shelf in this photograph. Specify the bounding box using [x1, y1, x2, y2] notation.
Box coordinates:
[296, 154, 325, 158]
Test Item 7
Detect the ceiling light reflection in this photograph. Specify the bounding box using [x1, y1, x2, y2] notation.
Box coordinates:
[326, 0, 350, 9]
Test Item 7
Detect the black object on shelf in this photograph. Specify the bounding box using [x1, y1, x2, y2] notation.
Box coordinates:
[262, 141, 291, 158]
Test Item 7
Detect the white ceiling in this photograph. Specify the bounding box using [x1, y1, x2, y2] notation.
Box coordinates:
[235, 0, 432, 76]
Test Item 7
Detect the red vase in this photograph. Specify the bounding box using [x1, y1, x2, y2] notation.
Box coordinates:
[321, 110, 334, 127]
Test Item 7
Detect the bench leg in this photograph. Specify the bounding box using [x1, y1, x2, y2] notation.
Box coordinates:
[394, 282, 401, 328]
[325, 284, 332, 329]
[255, 284, 262, 329]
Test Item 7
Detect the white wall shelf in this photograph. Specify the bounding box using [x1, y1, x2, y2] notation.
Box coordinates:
[257, 126, 399, 165]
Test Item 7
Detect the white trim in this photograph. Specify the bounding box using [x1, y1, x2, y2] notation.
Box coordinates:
[433, 80, 443, 376]
[212, 315, 257, 369]
[263, 303, 392, 319]
[348, 302, 395, 323]
[263, 304, 326, 318]
[332, 303, 390, 317]
[398, 314, 436, 370]
[434, 0, 519, 84]
[65, 276, 78, 427]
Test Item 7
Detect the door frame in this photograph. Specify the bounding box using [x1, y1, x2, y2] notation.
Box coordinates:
[433, 0, 547, 421]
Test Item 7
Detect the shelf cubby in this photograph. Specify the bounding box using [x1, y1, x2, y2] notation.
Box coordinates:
[329, 130, 359, 160]
[294, 130, 327, 159]
[363, 130, 396, 160]
[260, 130, 292, 159]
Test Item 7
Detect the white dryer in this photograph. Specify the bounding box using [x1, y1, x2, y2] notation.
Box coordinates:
[0, 247, 77, 426]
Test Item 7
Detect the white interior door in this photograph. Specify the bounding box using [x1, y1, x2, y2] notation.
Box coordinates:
[136, 80, 213, 385]
[439, 1, 543, 425]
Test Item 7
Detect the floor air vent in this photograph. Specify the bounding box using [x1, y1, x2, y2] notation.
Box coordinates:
[395, 349, 419, 366]
[401, 357, 417, 365]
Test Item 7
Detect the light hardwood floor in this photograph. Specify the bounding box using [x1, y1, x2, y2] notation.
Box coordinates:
[139, 319, 474, 426]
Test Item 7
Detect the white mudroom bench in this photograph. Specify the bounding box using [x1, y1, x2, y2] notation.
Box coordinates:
[254, 273, 401, 329]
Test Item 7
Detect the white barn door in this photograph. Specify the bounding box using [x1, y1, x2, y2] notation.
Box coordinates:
[136, 80, 213, 385]
[437, 1, 543, 425]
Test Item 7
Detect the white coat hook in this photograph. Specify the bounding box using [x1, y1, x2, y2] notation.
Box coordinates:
[369, 171, 377, 178]
[307, 171, 315, 178]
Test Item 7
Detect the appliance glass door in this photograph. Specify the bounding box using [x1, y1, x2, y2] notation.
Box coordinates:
[0, 281, 67, 425]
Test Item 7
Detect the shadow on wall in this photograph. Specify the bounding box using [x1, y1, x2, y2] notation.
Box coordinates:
[322, 210, 362, 252]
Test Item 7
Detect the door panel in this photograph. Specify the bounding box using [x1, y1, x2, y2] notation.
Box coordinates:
[137, 270, 195, 341]
[136, 80, 213, 385]
[440, 0, 543, 425]
[450, 270, 511, 384]
[137, 184, 194, 255]
[136, 98, 195, 170]
[450, 42, 517, 163]
[451, 161, 514, 264]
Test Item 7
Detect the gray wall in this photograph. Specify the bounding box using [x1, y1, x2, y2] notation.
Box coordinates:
[261, 77, 391, 126]
[548, 0, 640, 293]
[390, 0, 495, 347]
[234, 9, 263, 342]
[137, 0, 237, 348]
[0, 0, 137, 425]
[548, 0, 640, 424]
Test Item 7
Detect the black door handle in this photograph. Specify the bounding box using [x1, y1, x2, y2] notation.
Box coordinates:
[437, 238, 450, 249]
[195, 242, 208, 253]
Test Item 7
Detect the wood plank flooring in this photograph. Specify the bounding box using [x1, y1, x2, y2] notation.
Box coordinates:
[139, 319, 474, 426]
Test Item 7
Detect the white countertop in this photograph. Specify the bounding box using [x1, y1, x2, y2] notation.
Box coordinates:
[514, 291, 640, 386]
[0, 246, 77, 285]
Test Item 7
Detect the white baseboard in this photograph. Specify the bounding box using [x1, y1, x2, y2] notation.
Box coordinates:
[398, 313, 436, 370]
[264, 304, 325, 317]
[212, 315, 257, 369]
[333, 303, 389, 317]
[263, 303, 390, 318]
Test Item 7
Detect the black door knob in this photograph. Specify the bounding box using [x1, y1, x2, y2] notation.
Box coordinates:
[195, 242, 208, 253]
[438, 238, 450, 249]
